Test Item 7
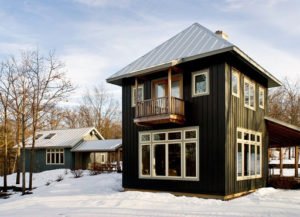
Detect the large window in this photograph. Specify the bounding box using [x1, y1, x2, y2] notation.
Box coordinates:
[192, 69, 209, 97]
[244, 78, 255, 110]
[236, 128, 262, 180]
[258, 86, 265, 109]
[131, 84, 144, 107]
[139, 127, 199, 181]
[232, 68, 240, 97]
[46, 149, 64, 165]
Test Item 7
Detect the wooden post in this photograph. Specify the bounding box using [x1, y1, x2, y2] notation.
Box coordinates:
[279, 148, 283, 176]
[93, 152, 96, 170]
[295, 146, 299, 178]
[117, 148, 120, 171]
[168, 68, 172, 113]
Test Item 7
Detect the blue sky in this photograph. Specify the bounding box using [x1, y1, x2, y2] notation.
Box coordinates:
[0, 0, 299, 103]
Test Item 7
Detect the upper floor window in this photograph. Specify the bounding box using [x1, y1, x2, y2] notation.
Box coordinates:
[258, 87, 265, 109]
[131, 84, 144, 107]
[192, 69, 209, 97]
[232, 68, 240, 97]
[244, 78, 255, 110]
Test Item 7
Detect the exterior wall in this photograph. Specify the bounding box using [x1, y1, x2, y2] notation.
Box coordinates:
[122, 56, 227, 195]
[24, 148, 75, 172]
[224, 60, 268, 195]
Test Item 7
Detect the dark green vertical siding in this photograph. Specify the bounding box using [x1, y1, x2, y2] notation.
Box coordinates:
[224, 61, 268, 195]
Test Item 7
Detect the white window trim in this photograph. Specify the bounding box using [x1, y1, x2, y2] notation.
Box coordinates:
[131, 84, 144, 107]
[100, 153, 107, 164]
[236, 128, 262, 181]
[232, 68, 240, 98]
[192, 69, 210, 97]
[138, 126, 199, 181]
[46, 149, 65, 165]
[258, 86, 265, 109]
[244, 78, 256, 111]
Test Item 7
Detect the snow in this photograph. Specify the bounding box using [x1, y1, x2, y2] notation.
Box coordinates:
[1, 169, 300, 217]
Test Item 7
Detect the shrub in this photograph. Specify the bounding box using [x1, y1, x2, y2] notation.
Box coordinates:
[56, 175, 64, 182]
[64, 169, 69, 175]
[45, 180, 52, 186]
[89, 170, 101, 176]
[71, 169, 83, 178]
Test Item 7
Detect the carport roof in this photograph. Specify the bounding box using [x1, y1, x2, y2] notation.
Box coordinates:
[265, 117, 300, 148]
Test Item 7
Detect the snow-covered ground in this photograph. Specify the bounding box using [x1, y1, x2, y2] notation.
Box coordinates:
[0, 169, 300, 217]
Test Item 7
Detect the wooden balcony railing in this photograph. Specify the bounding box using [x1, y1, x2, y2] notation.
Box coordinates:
[135, 96, 185, 122]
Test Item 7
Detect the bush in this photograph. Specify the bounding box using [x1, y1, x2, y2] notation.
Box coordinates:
[71, 169, 83, 178]
[89, 170, 101, 176]
[56, 175, 64, 182]
[64, 169, 69, 175]
[45, 180, 52, 186]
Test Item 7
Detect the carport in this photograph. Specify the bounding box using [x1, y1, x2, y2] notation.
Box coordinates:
[265, 117, 300, 181]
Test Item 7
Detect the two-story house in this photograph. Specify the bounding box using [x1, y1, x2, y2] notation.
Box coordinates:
[106, 23, 293, 199]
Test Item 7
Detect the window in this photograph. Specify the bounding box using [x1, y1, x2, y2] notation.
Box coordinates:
[46, 149, 64, 165]
[35, 134, 43, 140]
[192, 70, 209, 97]
[131, 84, 144, 107]
[244, 78, 255, 110]
[236, 128, 262, 180]
[258, 86, 264, 109]
[232, 68, 240, 97]
[44, 133, 56, 139]
[139, 127, 199, 181]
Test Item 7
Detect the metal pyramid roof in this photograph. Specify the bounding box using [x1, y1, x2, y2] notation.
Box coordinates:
[107, 23, 233, 82]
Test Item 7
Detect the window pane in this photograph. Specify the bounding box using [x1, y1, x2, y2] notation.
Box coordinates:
[232, 73, 238, 94]
[51, 153, 55, 164]
[256, 146, 261, 175]
[47, 153, 50, 164]
[244, 133, 249, 140]
[250, 85, 254, 107]
[237, 143, 242, 177]
[141, 134, 150, 142]
[156, 83, 166, 98]
[195, 74, 207, 94]
[244, 82, 249, 105]
[237, 131, 242, 139]
[185, 130, 196, 139]
[60, 153, 64, 164]
[153, 133, 166, 141]
[244, 144, 249, 176]
[168, 132, 181, 140]
[259, 89, 264, 107]
[154, 144, 166, 176]
[257, 135, 260, 142]
[137, 87, 143, 102]
[250, 145, 255, 175]
[142, 145, 151, 175]
[168, 143, 181, 177]
[185, 143, 196, 177]
[56, 153, 60, 164]
[171, 80, 180, 98]
[250, 134, 256, 141]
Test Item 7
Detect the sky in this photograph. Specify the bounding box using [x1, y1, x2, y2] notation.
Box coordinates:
[0, 0, 299, 104]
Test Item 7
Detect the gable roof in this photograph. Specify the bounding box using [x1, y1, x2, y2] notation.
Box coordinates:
[23, 127, 104, 149]
[71, 139, 122, 152]
[107, 23, 281, 87]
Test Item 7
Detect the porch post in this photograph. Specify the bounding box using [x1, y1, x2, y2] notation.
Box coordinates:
[93, 152, 96, 170]
[295, 145, 299, 177]
[117, 148, 120, 171]
[168, 68, 172, 113]
[279, 147, 283, 176]
[135, 77, 138, 115]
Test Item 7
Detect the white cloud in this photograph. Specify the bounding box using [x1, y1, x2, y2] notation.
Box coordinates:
[73, 0, 131, 7]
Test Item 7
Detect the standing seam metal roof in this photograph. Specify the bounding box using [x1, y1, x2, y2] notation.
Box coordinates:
[108, 23, 233, 80]
[71, 139, 122, 152]
[107, 22, 281, 87]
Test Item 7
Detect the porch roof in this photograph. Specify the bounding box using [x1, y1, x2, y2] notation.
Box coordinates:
[265, 117, 300, 148]
[71, 139, 122, 152]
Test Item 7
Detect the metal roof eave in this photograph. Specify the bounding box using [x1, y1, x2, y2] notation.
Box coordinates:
[265, 116, 300, 133]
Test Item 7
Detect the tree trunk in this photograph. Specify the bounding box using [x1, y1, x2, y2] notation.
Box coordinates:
[21, 113, 26, 195]
[3, 107, 8, 192]
[16, 114, 21, 185]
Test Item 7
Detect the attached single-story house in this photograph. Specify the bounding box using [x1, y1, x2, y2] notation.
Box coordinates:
[22, 127, 122, 172]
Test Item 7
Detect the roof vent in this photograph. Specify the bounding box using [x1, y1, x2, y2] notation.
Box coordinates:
[215, 30, 228, 40]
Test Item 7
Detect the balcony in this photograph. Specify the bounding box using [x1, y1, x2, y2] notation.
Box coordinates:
[134, 96, 185, 125]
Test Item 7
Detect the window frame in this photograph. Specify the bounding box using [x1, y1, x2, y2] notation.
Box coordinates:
[258, 86, 265, 109]
[138, 126, 199, 181]
[131, 84, 144, 107]
[46, 148, 65, 165]
[244, 78, 256, 110]
[192, 69, 210, 97]
[232, 68, 240, 98]
[236, 128, 262, 181]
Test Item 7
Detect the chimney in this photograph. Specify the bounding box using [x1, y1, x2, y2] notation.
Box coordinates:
[215, 30, 228, 40]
